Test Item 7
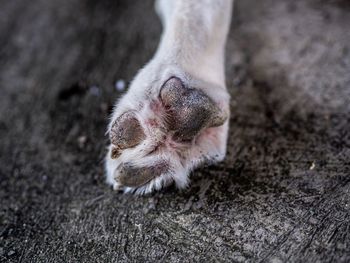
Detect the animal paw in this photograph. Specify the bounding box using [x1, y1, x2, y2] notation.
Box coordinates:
[105, 64, 230, 194]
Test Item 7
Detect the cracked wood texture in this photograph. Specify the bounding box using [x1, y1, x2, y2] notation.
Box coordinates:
[1, 0, 349, 262]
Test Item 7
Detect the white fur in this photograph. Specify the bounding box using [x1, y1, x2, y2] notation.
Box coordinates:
[105, 0, 233, 194]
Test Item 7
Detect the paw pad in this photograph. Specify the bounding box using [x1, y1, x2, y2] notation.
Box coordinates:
[109, 112, 146, 159]
[160, 77, 227, 141]
[115, 161, 169, 188]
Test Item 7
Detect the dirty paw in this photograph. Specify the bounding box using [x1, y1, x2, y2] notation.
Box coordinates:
[105, 71, 230, 194]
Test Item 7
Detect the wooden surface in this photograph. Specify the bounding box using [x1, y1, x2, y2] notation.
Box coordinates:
[1, 0, 349, 262]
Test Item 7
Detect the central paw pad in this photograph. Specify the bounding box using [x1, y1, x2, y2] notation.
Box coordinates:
[160, 77, 227, 141]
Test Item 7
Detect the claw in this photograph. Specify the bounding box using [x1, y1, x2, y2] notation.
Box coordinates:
[110, 147, 121, 159]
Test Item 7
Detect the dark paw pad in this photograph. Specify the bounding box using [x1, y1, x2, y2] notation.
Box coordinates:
[115, 161, 169, 187]
[160, 77, 227, 141]
[109, 112, 146, 158]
